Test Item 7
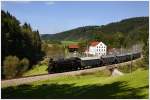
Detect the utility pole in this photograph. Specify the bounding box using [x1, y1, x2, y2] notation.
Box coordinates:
[130, 46, 134, 73]
[121, 45, 122, 55]
[87, 44, 89, 57]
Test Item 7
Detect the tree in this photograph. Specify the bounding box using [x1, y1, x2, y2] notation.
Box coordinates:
[143, 39, 149, 67]
[113, 32, 125, 48]
[3, 56, 20, 79]
[1, 10, 43, 78]
[78, 40, 88, 53]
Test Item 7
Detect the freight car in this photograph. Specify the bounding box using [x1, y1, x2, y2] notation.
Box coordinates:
[101, 55, 118, 65]
[132, 52, 141, 60]
[80, 57, 103, 68]
[49, 52, 141, 73]
[116, 53, 131, 63]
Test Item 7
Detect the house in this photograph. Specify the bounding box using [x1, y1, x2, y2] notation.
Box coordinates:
[85, 41, 107, 57]
[68, 44, 79, 52]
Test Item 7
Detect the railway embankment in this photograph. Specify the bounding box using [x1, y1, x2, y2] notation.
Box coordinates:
[1, 58, 142, 88]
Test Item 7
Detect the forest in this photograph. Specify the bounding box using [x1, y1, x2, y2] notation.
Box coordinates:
[1, 10, 44, 79]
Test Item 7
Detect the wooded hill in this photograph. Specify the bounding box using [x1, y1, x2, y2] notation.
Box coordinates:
[41, 17, 149, 48]
[1, 10, 43, 78]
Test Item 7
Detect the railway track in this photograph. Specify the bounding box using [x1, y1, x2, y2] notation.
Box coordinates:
[1, 58, 141, 88]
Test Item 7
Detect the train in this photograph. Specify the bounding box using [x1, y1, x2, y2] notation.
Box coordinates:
[48, 52, 141, 73]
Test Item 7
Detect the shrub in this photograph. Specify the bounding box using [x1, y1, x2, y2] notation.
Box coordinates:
[3, 56, 20, 79]
[3, 56, 30, 78]
[17, 58, 29, 76]
[118, 59, 146, 73]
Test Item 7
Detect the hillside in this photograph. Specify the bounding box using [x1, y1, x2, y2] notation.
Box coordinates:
[2, 69, 148, 99]
[41, 17, 149, 47]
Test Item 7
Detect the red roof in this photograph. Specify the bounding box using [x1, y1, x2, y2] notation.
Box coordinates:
[90, 41, 100, 46]
[68, 44, 79, 49]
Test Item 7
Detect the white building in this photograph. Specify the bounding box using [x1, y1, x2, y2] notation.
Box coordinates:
[85, 41, 107, 57]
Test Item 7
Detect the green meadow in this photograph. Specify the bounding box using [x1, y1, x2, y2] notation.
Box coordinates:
[61, 40, 79, 46]
[2, 68, 149, 99]
[23, 65, 48, 77]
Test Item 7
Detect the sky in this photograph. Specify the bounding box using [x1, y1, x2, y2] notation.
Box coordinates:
[1, 1, 149, 34]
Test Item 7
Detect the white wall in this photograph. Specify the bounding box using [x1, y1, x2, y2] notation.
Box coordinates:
[88, 42, 107, 57]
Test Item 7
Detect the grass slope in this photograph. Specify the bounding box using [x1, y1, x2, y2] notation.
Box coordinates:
[23, 65, 48, 76]
[61, 40, 79, 46]
[2, 69, 149, 99]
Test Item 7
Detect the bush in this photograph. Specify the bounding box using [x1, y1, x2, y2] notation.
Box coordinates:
[3, 56, 30, 78]
[143, 40, 149, 68]
[3, 56, 20, 79]
[17, 58, 29, 76]
[118, 59, 146, 73]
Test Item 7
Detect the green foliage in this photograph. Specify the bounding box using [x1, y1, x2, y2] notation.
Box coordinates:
[23, 65, 48, 77]
[118, 59, 146, 73]
[140, 26, 149, 68]
[41, 42, 65, 59]
[143, 41, 149, 68]
[1, 10, 43, 79]
[113, 32, 125, 48]
[41, 17, 148, 48]
[3, 56, 30, 78]
[3, 56, 20, 79]
[78, 40, 88, 53]
[44, 40, 62, 44]
[17, 58, 30, 76]
[2, 69, 148, 98]
[21, 23, 42, 65]
[61, 40, 79, 45]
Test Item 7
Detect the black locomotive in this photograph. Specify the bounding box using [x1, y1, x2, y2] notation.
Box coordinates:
[48, 52, 141, 73]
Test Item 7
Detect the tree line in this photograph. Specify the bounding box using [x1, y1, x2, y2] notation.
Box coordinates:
[1, 10, 44, 79]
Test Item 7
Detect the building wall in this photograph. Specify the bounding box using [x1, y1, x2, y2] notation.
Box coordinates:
[89, 46, 96, 55]
[88, 42, 107, 57]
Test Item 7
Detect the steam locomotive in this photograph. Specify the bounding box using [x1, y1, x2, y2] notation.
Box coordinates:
[49, 52, 141, 73]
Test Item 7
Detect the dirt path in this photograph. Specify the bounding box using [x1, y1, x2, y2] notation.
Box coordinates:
[1, 58, 141, 88]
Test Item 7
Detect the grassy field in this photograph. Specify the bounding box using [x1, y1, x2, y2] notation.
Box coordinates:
[23, 65, 48, 77]
[2, 68, 149, 99]
[61, 40, 79, 46]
